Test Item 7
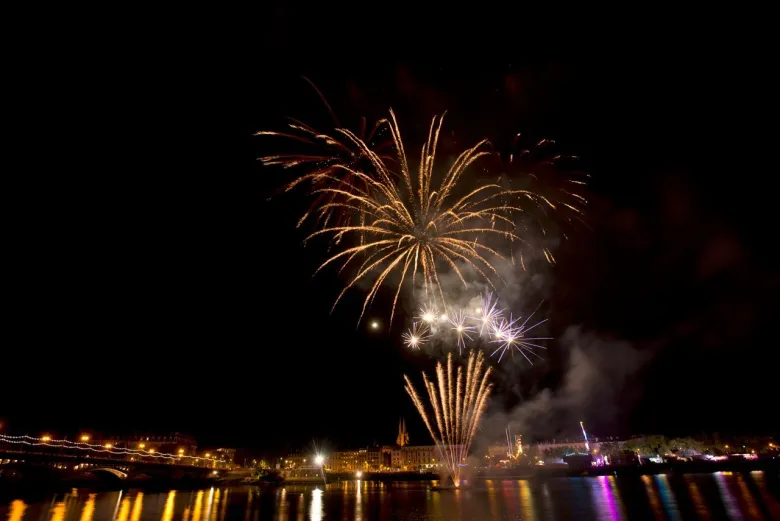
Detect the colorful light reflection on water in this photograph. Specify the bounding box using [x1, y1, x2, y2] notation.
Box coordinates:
[0, 471, 777, 520]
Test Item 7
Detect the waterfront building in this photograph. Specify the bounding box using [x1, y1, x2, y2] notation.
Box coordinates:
[324, 450, 360, 472]
[102, 432, 197, 455]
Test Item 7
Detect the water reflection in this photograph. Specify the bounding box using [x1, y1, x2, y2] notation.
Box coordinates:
[190, 490, 203, 521]
[6, 501, 25, 521]
[78, 494, 95, 521]
[685, 476, 712, 521]
[654, 474, 682, 521]
[641, 474, 664, 521]
[115, 496, 131, 521]
[49, 501, 66, 521]
[486, 480, 501, 520]
[715, 471, 745, 520]
[735, 475, 762, 520]
[519, 479, 537, 521]
[597, 475, 624, 521]
[309, 489, 322, 521]
[275, 488, 286, 521]
[161, 491, 176, 521]
[130, 493, 144, 521]
[1, 471, 777, 521]
[354, 480, 362, 521]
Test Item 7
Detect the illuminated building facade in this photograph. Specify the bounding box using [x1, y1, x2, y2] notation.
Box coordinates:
[201, 447, 236, 465]
[102, 432, 198, 455]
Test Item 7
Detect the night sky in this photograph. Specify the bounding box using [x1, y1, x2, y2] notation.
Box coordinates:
[4, 13, 778, 455]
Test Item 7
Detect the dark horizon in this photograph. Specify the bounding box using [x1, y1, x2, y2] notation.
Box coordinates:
[3, 18, 778, 454]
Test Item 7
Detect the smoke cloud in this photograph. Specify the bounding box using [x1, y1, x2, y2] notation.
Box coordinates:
[477, 326, 649, 446]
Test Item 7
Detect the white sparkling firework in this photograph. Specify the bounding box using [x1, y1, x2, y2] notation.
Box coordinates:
[402, 321, 431, 350]
[448, 310, 475, 354]
[417, 303, 440, 325]
[489, 305, 551, 364]
[403, 293, 551, 364]
[473, 292, 504, 336]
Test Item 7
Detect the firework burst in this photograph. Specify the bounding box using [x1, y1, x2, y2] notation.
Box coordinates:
[403, 292, 550, 364]
[261, 100, 587, 327]
[402, 321, 431, 350]
[472, 291, 504, 336]
[418, 302, 441, 325]
[404, 350, 492, 488]
[308, 110, 551, 324]
[448, 310, 475, 354]
[488, 304, 551, 364]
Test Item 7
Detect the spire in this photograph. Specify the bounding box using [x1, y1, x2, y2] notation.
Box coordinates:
[396, 417, 409, 447]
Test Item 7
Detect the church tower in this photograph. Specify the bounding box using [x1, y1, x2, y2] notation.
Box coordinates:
[396, 417, 410, 446]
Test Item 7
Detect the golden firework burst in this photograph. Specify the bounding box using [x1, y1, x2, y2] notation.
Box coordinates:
[309, 111, 555, 324]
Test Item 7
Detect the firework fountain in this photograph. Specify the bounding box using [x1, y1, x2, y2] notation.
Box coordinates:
[404, 350, 493, 487]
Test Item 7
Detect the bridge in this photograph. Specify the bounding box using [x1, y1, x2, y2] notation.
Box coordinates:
[0, 434, 231, 482]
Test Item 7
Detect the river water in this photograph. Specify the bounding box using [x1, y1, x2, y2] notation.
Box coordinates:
[1, 472, 778, 521]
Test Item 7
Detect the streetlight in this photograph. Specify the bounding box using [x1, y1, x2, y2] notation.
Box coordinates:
[80, 434, 90, 442]
[41, 435, 52, 442]
[104, 443, 113, 449]
[139, 443, 146, 449]
[149, 449, 155, 454]
[178, 448, 185, 455]
[314, 454, 324, 466]
[205, 452, 211, 458]
[356, 471, 363, 478]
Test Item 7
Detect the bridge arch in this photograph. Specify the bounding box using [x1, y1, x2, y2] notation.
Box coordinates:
[87, 467, 128, 479]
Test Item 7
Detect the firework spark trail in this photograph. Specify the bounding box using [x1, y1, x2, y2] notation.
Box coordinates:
[404, 351, 492, 488]
[499, 134, 590, 246]
[255, 80, 394, 232]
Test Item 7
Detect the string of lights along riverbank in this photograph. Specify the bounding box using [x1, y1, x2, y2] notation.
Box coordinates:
[0, 434, 217, 464]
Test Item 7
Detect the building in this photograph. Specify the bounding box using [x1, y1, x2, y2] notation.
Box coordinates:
[358, 448, 383, 471]
[324, 450, 360, 472]
[102, 432, 197, 456]
[285, 444, 465, 473]
[201, 447, 236, 466]
[283, 454, 308, 469]
[400, 445, 439, 470]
